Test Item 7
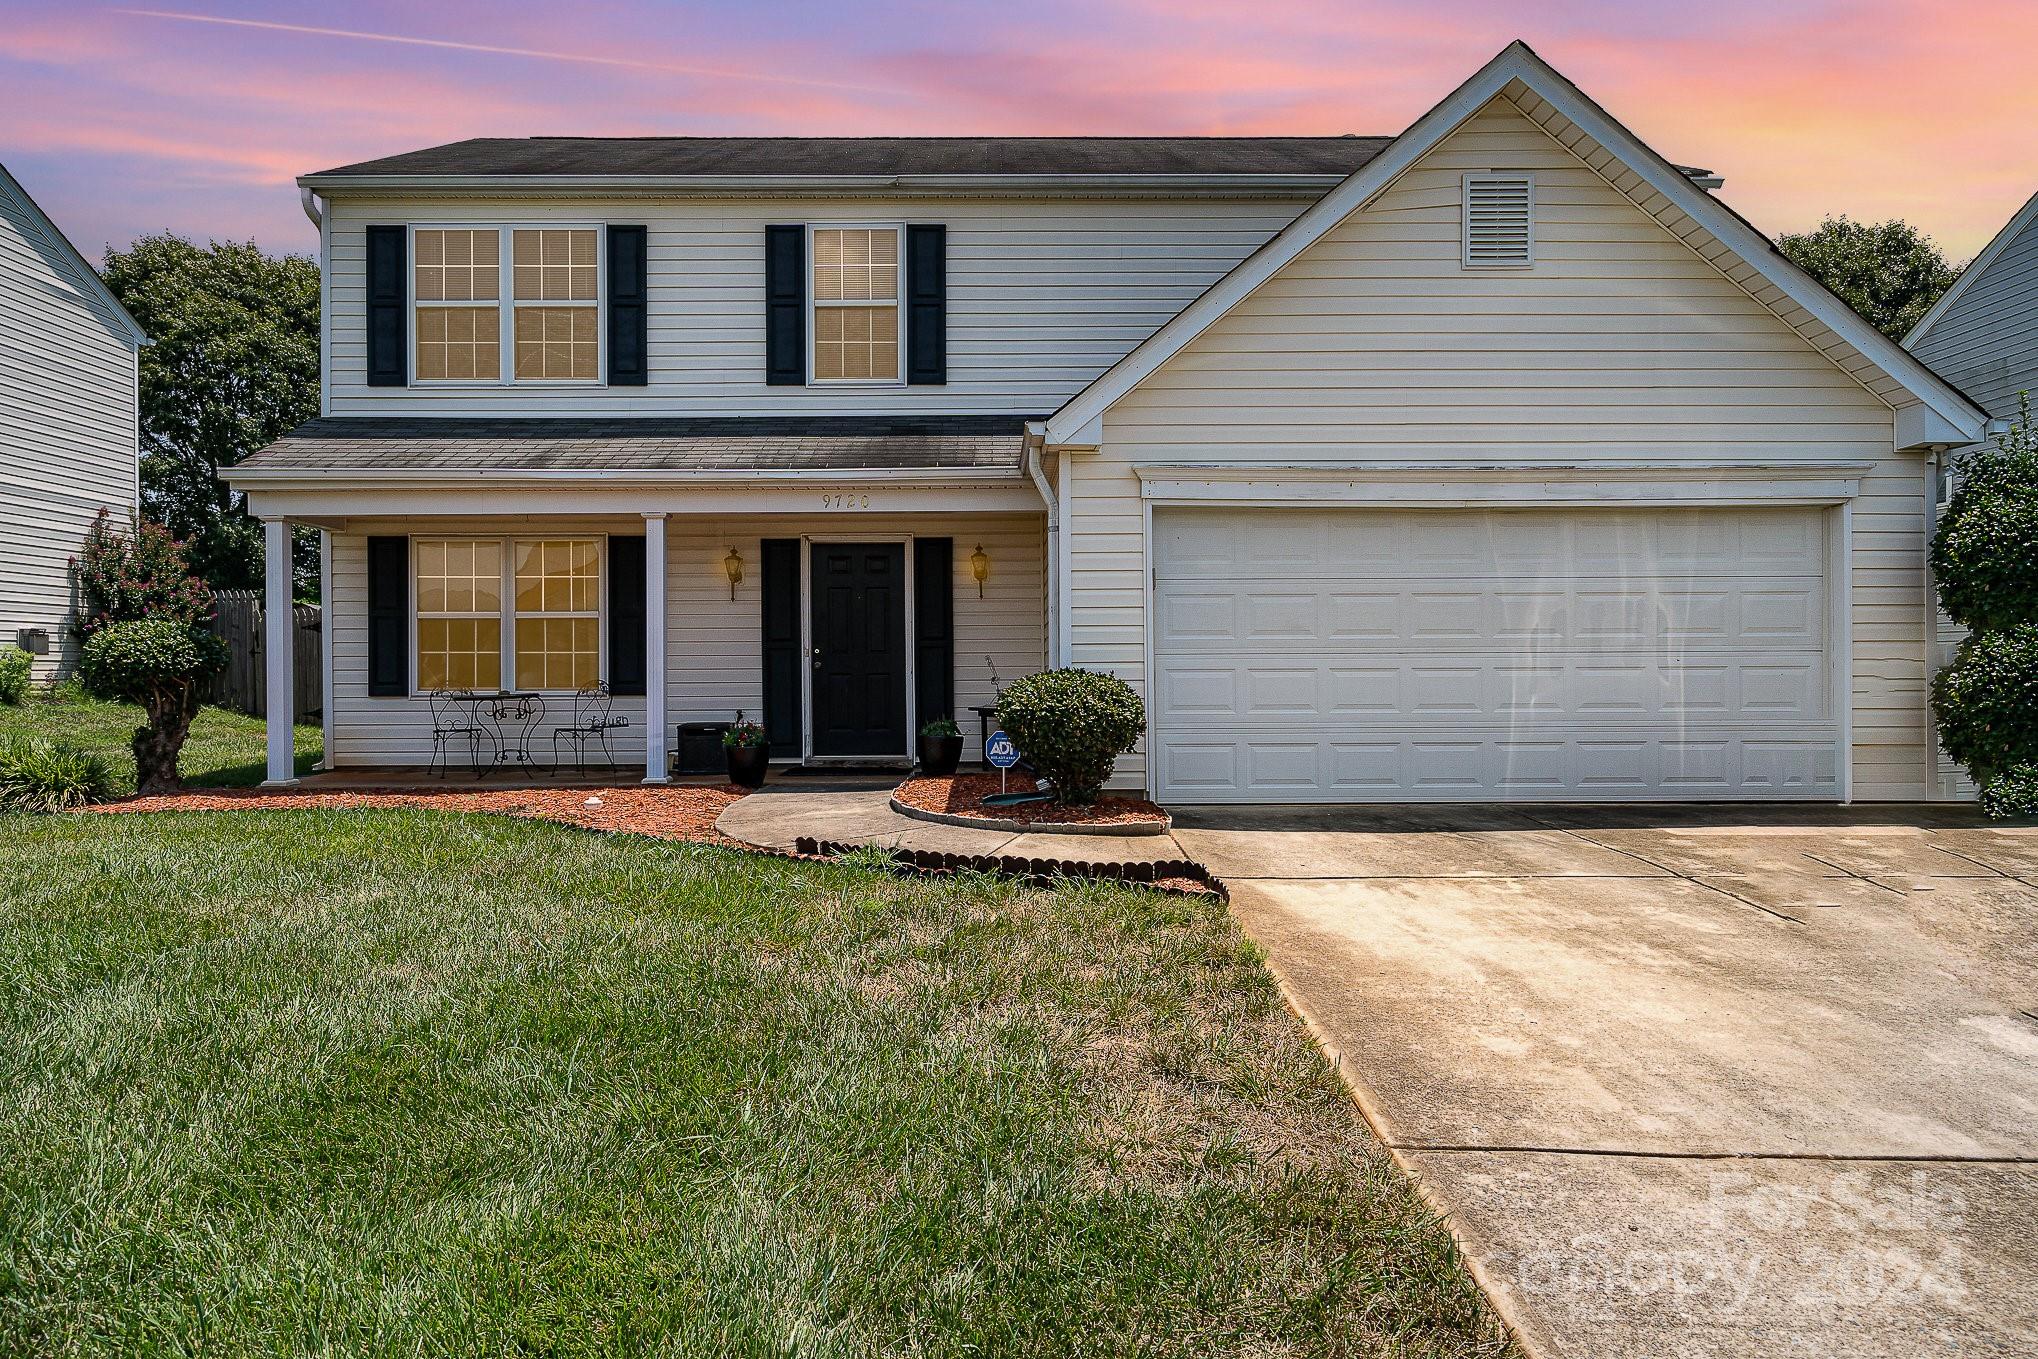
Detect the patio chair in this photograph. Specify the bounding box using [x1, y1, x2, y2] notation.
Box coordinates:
[428, 689, 492, 779]
[551, 683, 631, 774]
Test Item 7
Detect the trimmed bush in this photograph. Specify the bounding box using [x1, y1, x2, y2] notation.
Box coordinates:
[0, 645, 31, 705]
[80, 619, 230, 794]
[1931, 485, 2038, 633]
[1979, 765, 2038, 820]
[996, 668, 1146, 805]
[0, 736, 115, 812]
[1931, 625, 2038, 786]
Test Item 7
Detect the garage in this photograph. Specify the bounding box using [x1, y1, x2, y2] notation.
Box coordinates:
[1149, 505, 1843, 803]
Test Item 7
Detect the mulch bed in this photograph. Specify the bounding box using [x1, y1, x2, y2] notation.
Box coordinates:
[893, 773, 1170, 828]
[86, 785, 752, 847]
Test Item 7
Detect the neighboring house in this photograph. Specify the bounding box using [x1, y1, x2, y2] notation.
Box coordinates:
[0, 162, 146, 681]
[1902, 189, 2038, 798]
[230, 41, 1986, 803]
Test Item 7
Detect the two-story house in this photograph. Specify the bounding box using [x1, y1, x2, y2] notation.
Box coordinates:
[1, 161, 147, 682]
[230, 42, 1987, 804]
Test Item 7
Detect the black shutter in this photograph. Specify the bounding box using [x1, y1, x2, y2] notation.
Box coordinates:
[606, 225, 649, 386]
[913, 537, 954, 724]
[366, 536, 408, 696]
[905, 224, 947, 385]
[764, 225, 805, 385]
[608, 535, 647, 695]
[760, 538, 802, 746]
[366, 226, 406, 387]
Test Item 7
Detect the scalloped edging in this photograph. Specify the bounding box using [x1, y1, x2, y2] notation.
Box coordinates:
[794, 836, 1225, 899]
[887, 795, 1172, 838]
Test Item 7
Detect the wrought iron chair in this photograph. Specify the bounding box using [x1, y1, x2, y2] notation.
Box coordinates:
[551, 682, 631, 774]
[428, 689, 491, 779]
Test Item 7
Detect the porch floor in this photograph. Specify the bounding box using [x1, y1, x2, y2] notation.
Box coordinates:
[286, 767, 901, 793]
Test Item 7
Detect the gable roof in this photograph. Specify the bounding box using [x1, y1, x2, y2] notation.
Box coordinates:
[1042, 41, 1986, 451]
[0, 162, 147, 348]
[1902, 188, 2038, 349]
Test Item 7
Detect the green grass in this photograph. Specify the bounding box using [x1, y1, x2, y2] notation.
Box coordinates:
[0, 687, 319, 792]
[0, 810, 1514, 1358]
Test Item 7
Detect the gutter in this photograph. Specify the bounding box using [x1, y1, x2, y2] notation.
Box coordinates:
[223, 464, 1029, 492]
[1023, 423, 1060, 668]
[294, 171, 1351, 200]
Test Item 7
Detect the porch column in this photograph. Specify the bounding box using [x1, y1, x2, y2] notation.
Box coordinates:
[261, 516, 298, 786]
[642, 512, 669, 783]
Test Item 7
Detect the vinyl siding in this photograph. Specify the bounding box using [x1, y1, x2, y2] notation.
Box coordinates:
[1069, 98, 1937, 799]
[0, 173, 139, 680]
[320, 196, 1315, 416]
[1908, 207, 2038, 422]
[324, 514, 1043, 766]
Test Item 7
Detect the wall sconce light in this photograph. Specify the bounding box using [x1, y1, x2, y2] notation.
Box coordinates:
[968, 544, 990, 598]
[722, 548, 744, 600]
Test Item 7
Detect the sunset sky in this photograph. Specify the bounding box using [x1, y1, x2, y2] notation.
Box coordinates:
[2, 1, 2032, 264]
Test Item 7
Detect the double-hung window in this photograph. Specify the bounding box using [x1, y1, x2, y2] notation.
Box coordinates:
[413, 537, 603, 693]
[811, 225, 901, 382]
[412, 226, 601, 384]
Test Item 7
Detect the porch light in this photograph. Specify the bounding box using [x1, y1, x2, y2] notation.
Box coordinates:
[723, 548, 744, 600]
[969, 544, 990, 598]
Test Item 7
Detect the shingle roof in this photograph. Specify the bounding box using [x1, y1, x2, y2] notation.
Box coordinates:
[234, 416, 1033, 476]
[306, 136, 1396, 181]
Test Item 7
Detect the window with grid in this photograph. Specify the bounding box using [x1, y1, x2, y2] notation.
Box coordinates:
[811, 226, 900, 381]
[512, 228, 600, 380]
[512, 539, 601, 690]
[415, 539, 504, 691]
[414, 229, 502, 380]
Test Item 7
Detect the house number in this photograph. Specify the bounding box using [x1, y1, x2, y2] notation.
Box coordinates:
[819, 493, 873, 510]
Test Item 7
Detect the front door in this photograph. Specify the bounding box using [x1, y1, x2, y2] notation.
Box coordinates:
[810, 542, 908, 758]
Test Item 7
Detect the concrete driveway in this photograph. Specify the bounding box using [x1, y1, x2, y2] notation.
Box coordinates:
[1171, 804, 2038, 1359]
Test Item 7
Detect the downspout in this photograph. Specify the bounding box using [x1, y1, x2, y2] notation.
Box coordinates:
[299, 186, 323, 229]
[1023, 424, 1059, 668]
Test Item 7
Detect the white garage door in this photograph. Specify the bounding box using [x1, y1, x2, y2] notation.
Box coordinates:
[1151, 505, 1841, 802]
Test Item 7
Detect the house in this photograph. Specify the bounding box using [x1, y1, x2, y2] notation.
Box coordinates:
[0, 162, 147, 681]
[229, 41, 1987, 803]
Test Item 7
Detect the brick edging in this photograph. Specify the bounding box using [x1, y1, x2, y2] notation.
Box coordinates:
[794, 836, 1226, 899]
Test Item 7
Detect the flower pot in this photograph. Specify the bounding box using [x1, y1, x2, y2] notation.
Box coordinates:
[918, 733, 963, 776]
[726, 743, 771, 789]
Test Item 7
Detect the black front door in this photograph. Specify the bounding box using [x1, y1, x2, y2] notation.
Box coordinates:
[810, 543, 908, 758]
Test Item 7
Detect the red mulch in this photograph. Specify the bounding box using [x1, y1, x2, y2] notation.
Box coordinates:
[895, 773, 1170, 828]
[85, 784, 751, 846]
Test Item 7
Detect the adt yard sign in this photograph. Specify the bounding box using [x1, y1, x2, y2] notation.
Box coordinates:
[986, 731, 1019, 768]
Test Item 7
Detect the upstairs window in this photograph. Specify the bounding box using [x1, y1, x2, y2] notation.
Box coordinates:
[414, 228, 501, 381]
[811, 226, 900, 382]
[412, 225, 601, 383]
[1462, 173, 1534, 269]
[513, 228, 599, 380]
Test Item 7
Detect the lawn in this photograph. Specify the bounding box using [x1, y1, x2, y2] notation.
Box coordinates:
[0, 808, 1515, 1358]
[0, 688, 320, 791]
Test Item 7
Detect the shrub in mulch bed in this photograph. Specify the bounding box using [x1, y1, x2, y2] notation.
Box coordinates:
[894, 772, 1168, 827]
[795, 836, 1223, 899]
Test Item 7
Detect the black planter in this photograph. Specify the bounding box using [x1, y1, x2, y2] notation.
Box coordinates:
[918, 733, 963, 776]
[726, 743, 771, 789]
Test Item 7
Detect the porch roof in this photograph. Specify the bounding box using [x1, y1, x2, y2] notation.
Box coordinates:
[231, 416, 1035, 480]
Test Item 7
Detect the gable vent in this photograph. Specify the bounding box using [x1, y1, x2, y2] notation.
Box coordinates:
[1463, 172, 1533, 268]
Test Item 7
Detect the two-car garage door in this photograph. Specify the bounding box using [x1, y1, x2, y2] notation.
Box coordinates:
[1150, 505, 1841, 802]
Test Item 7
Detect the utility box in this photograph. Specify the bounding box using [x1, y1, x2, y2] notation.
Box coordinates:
[677, 722, 732, 776]
[16, 627, 49, 656]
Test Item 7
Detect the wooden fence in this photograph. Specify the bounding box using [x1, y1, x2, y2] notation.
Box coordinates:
[203, 590, 322, 721]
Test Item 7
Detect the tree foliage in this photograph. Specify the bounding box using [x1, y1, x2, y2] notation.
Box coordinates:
[73, 509, 215, 642]
[98, 234, 320, 593]
[1776, 216, 1961, 341]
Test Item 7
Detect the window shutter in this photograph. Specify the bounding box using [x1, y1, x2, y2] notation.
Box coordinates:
[366, 226, 407, 387]
[607, 535, 647, 695]
[764, 225, 805, 385]
[366, 536, 408, 695]
[606, 225, 649, 386]
[1462, 173, 1533, 268]
[913, 537, 954, 723]
[760, 538, 802, 745]
[905, 224, 946, 385]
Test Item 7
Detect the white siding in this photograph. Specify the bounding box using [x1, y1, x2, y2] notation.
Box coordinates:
[0, 171, 139, 680]
[1909, 205, 2038, 422]
[325, 514, 1043, 767]
[321, 195, 1314, 417]
[1068, 98, 1937, 800]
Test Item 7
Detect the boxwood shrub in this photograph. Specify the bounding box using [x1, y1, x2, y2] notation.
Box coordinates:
[0, 645, 30, 705]
[996, 668, 1145, 805]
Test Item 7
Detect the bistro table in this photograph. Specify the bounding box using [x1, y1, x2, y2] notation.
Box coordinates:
[447, 691, 547, 776]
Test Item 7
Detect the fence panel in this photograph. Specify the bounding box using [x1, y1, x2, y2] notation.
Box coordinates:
[204, 590, 322, 721]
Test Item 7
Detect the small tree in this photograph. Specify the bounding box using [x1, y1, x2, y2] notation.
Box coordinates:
[73, 510, 214, 644]
[1777, 216, 1961, 341]
[996, 668, 1146, 805]
[1931, 397, 2038, 817]
[79, 620, 229, 794]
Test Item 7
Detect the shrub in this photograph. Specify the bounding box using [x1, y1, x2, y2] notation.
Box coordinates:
[0, 736, 115, 812]
[80, 619, 230, 794]
[72, 509, 214, 648]
[996, 668, 1145, 805]
[1979, 765, 2038, 820]
[1931, 624, 2038, 787]
[0, 646, 31, 705]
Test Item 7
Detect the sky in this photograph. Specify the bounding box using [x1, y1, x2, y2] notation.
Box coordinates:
[1, 0, 2033, 264]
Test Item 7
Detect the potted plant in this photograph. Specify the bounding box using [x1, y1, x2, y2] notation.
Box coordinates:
[917, 717, 963, 776]
[723, 718, 770, 789]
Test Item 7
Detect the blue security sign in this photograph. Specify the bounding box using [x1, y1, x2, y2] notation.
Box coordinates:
[985, 730, 1020, 769]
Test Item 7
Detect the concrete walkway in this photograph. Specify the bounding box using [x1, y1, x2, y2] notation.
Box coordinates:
[1171, 803, 2038, 1359]
[716, 785, 1193, 867]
